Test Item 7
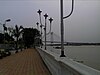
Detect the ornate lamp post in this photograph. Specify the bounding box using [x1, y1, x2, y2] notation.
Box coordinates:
[37, 9, 53, 50]
[60, 0, 74, 57]
[5, 19, 11, 22]
[48, 17, 53, 34]
[37, 9, 43, 48]
[3, 19, 11, 44]
[3, 19, 11, 31]
[48, 17, 53, 46]
[36, 22, 39, 30]
[44, 13, 48, 50]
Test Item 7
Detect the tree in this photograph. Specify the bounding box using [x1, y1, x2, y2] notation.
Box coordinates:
[23, 28, 40, 48]
[5, 33, 14, 44]
[0, 33, 4, 44]
[0, 32, 14, 44]
[6, 27, 14, 44]
[3, 24, 7, 32]
[7, 27, 13, 37]
[12, 25, 23, 50]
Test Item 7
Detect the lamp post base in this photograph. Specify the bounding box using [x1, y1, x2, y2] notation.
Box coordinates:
[45, 47, 46, 50]
[60, 51, 66, 57]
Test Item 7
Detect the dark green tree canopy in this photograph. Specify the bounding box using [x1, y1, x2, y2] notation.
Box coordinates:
[0, 33, 4, 44]
[13, 25, 23, 39]
[23, 28, 40, 48]
[5, 33, 14, 43]
[0, 33, 14, 44]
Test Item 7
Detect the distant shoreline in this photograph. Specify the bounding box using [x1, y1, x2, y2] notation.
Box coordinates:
[47, 42, 100, 46]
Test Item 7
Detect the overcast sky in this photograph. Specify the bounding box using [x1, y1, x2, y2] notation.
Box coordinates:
[0, 0, 100, 43]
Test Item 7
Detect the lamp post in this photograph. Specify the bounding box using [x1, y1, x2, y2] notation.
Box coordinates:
[48, 17, 53, 34]
[44, 13, 48, 50]
[3, 19, 11, 44]
[48, 17, 53, 46]
[5, 19, 11, 22]
[50, 32, 53, 46]
[36, 22, 39, 30]
[37, 9, 43, 48]
[60, 0, 74, 57]
[37, 9, 53, 50]
[36, 22, 41, 46]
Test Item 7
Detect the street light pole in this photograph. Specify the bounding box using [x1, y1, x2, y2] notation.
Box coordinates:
[60, 0, 74, 57]
[48, 17, 53, 34]
[48, 17, 53, 46]
[5, 19, 11, 22]
[36, 22, 40, 46]
[36, 22, 39, 30]
[37, 10, 53, 50]
[3, 19, 11, 44]
[50, 32, 53, 46]
[60, 0, 65, 57]
[44, 13, 48, 50]
[37, 9, 43, 48]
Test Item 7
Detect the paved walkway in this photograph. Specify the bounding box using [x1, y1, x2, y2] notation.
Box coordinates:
[0, 48, 51, 75]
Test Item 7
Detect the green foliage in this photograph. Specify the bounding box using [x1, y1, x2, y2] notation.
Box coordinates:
[0, 33, 14, 44]
[12, 25, 23, 49]
[23, 28, 40, 48]
[13, 25, 23, 39]
[5, 33, 14, 43]
[0, 33, 4, 44]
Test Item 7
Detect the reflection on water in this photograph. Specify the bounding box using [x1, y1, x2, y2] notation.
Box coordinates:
[46, 46, 100, 71]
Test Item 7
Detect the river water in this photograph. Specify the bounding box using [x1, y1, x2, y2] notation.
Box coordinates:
[46, 46, 100, 71]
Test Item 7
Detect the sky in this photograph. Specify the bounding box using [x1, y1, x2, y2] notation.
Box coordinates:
[0, 0, 100, 43]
